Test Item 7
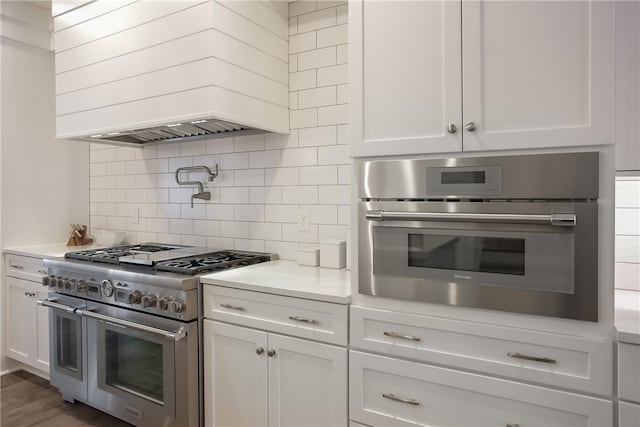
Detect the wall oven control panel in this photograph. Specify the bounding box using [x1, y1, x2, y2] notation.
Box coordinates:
[427, 166, 502, 196]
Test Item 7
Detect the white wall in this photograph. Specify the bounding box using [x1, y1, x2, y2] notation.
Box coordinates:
[616, 176, 640, 292]
[89, 1, 349, 260]
[1, 1, 90, 373]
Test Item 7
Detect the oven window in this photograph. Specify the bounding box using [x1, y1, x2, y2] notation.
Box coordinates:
[105, 330, 164, 405]
[56, 316, 79, 372]
[408, 234, 525, 275]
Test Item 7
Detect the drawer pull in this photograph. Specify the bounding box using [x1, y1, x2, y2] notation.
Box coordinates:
[384, 331, 421, 342]
[382, 393, 420, 406]
[10, 263, 24, 269]
[220, 303, 245, 311]
[506, 424, 520, 427]
[289, 316, 319, 325]
[507, 352, 556, 364]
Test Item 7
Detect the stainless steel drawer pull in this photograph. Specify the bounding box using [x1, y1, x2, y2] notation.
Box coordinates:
[289, 316, 319, 325]
[382, 393, 420, 406]
[220, 303, 245, 311]
[384, 331, 421, 342]
[506, 424, 520, 427]
[366, 210, 576, 227]
[507, 352, 557, 364]
[10, 263, 24, 269]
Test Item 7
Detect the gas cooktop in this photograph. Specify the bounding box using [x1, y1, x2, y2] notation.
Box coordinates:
[64, 244, 275, 275]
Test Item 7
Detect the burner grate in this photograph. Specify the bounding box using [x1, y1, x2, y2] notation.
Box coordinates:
[65, 244, 183, 264]
[155, 251, 271, 274]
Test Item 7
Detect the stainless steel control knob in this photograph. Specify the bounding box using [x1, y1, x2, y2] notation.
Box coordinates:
[128, 290, 143, 305]
[142, 294, 158, 308]
[57, 277, 65, 288]
[76, 280, 87, 293]
[64, 279, 73, 290]
[159, 297, 171, 310]
[168, 299, 185, 313]
[101, 279, 114, 297]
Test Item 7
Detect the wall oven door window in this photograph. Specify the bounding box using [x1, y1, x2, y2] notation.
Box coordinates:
[374, 227, 574, 293]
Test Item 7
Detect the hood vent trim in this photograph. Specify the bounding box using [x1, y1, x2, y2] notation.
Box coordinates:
[83, 117, 261, 147]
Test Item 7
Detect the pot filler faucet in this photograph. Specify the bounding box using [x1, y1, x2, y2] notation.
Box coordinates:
[175, 164, 219, 207]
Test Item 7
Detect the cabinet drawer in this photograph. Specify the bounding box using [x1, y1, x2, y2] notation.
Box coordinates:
[351, 306, 613, 396]
[203, 285, 348, 346]
[5, 254, 47, 282]
[619, 343, 640, 402]
[619, 402, 640, 427]
[350, 351, 613, 427]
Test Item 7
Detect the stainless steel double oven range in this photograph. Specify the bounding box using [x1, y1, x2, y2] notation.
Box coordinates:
[358, 152, 600, 321]
[38, 244, 274, 426]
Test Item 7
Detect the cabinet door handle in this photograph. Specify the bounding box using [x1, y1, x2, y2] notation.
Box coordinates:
[464, 121, 476, 131]
[384, 331, 421, 342]
[10, 263, 24, 269]
[220, 303, 245, 311]
[267, 349, 276, 357]
[256, 347, 264, 355]
[507, 352, 556, 364]
[447, 123, 457, 134]
[289, 316, 319, 325]
[382, 393, 420, 406]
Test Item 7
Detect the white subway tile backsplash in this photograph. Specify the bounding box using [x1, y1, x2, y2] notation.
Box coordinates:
[219, 221, 250, 239]
[90, 6, 351, 261]
[298, 7, 336, 33]
[282, 147, 318, 166]
[298, 46, 336, 71]
[616, 180, 640, 208]
[249, 150, 283, 169]
[290, 69, 317, 91]
[290, 108, 318, 129]
[234, 169, 265, 187]
[299, 126, 337, 147]
[616, 262, 640, 291]
[300, 165, 338, 185]
[616, 236, 640, 263]
[616, 208, 640, 235]
[290, 31, 316, 53]
[250, 222, 282, 240]
[317, 24, 347, 48]
[282, 186, 318, 204]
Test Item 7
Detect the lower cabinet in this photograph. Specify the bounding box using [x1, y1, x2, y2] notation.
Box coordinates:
[5, 276, 49, 372]
[619, 402, 640, 427]
[350, 350, 613, 427]
[204, 320, 347, 427]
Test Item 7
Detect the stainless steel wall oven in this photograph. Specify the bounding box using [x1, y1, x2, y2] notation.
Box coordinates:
[357, 152, 599, 321]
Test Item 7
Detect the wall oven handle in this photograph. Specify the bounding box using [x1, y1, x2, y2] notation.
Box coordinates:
[37, 298, 78, 314]
[365, 210, 576, 227]
[76, 308, 187, 342]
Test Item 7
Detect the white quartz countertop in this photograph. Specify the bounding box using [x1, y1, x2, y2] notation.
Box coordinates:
[3, 243, 103, 259]
[616, 289, 640, 345]
[200, 260, 351, 304]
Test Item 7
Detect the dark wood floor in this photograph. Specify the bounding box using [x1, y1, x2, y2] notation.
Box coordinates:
[1, 370, 132, 427]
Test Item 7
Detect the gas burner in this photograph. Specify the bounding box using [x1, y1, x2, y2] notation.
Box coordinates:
[65, 243, 185, 264]
[155, 250, 274, 274]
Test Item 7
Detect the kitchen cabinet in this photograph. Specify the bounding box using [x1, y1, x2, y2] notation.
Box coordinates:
[350, 351, 613, 427]
[350, 0, 614, 157]
[203, 285, 348, 427]
[618, 342, 640, 427]
[4, 254, 49, 373]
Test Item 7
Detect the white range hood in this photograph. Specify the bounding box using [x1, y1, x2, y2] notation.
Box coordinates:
[52, 0, 289, 147]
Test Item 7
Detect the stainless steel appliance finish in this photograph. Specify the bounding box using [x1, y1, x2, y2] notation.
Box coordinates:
[358, 152, 599, 321]
[40, 245, 276, 427]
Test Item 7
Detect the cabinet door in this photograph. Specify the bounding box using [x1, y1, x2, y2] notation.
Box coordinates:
[267, 333, 347, 427]
[351, 0, 462, 157]
[462, 1, 614, 152]
[34, 288, 50, 372]
[5, 277, 36, 364]
[203, 320, 268, 427]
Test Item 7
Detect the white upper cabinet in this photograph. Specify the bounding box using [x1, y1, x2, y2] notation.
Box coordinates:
[350, 0, 462, 157]
[52, 0, 289, 143]
[350, 0, 615, 157]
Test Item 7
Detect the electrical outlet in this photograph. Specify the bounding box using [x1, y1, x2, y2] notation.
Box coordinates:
[298, 207, 309, 232]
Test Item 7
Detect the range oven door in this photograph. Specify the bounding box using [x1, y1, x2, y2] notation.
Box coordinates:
[39, 295, 87, 402]
[359, 201, 598, 321]
[83, 302, 197, 427]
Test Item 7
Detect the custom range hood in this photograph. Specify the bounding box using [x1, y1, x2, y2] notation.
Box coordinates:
[82, 118, 262, 146]
[53, 0, 289, 147]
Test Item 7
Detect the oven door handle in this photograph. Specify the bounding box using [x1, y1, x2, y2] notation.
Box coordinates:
[37, 298, 79, 314]
[365, 210, 576, 227]
[76, 308, 187, 341]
